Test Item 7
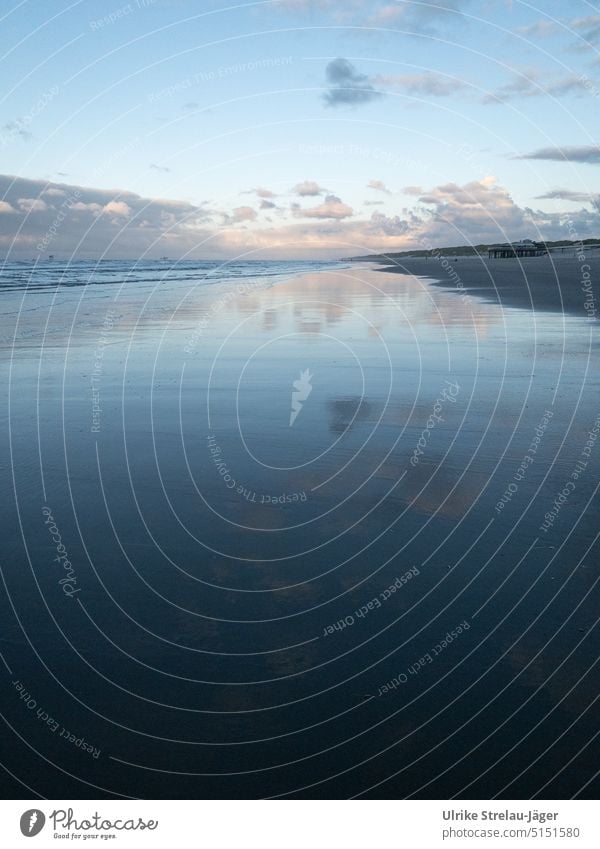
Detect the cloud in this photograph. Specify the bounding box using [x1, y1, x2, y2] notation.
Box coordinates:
[223, 205, 258, 224]
[202, 174, 600, 257]
[535, 189, 598, 202]
[367, 179, 391, 194]
[292, 180, 325, 196]
[218, 175, 571, 255]
[571, 14, 600, 44]
[260, 199, 277, 209]
[272, 0, 468, 31]
[18, 198, 48, 212]
[416, 175, 507, 206]
[409, 176, 538, 245]
[272, 0, 362, 17]
[71, 201, 103, 213]
[515, 145, 600, 164]
[371, 0, 470, 32]
[293, 194, 353, 219]
[323, 58, 383, 108]
[516, 20, 558, 38]
[535, 188, 600, 212]
[273, 0, 334, 8]
[368, 211, 411, 236]
[1, 120, 32, 142]
[515, 14, 600, 47]
[2, 173, 596, 262]
[322, 61, 466, 109]
[364, 200, 384, 206]
[183, 101, 199, 110]
[373, 72, 465, 97]
[150, 163, 171, 173]
[402, 185, 424, 195]
[0, 174, 212, 258]
[244, 186, 278, 199]
[102, 201, 131, 217]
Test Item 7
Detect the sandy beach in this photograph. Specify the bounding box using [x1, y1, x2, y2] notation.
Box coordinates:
[371, 255, 598, 320]
[2, 261, 599, 798]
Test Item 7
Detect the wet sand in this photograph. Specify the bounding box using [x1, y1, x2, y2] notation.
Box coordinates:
[1, 264, 599, 799]
[372, 255, 598, 320]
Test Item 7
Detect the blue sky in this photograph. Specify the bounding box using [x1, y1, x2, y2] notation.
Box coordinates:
[1, 0, 599, 257]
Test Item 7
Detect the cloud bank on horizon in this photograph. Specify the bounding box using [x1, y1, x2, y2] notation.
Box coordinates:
[2, 171, 598, 260]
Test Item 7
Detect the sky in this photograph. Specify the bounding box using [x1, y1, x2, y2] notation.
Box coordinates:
[1, 0, 599, 259]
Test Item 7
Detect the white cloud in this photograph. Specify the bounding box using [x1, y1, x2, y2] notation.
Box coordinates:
[102, 201, 131, 217]
[18, 198, 48, 212]
[293, 194, 353, 219]
[367, 179, 391, 194]
[71, 202, 103, 213]
[255, 187, 277, 199]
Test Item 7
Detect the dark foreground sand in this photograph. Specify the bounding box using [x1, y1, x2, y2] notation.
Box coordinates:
[374, 255, 598, 320]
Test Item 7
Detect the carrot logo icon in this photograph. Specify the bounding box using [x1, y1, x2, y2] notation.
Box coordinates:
[20, 809, 45, 837]
[289, 369, 313, 426]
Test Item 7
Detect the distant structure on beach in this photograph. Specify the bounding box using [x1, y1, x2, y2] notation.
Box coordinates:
[487, 239, 546, 259]
[346, 237, 600, 263]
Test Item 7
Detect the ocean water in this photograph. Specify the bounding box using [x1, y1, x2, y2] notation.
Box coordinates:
[0, 257, 339, 292]
[1, 260, 598, 799]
